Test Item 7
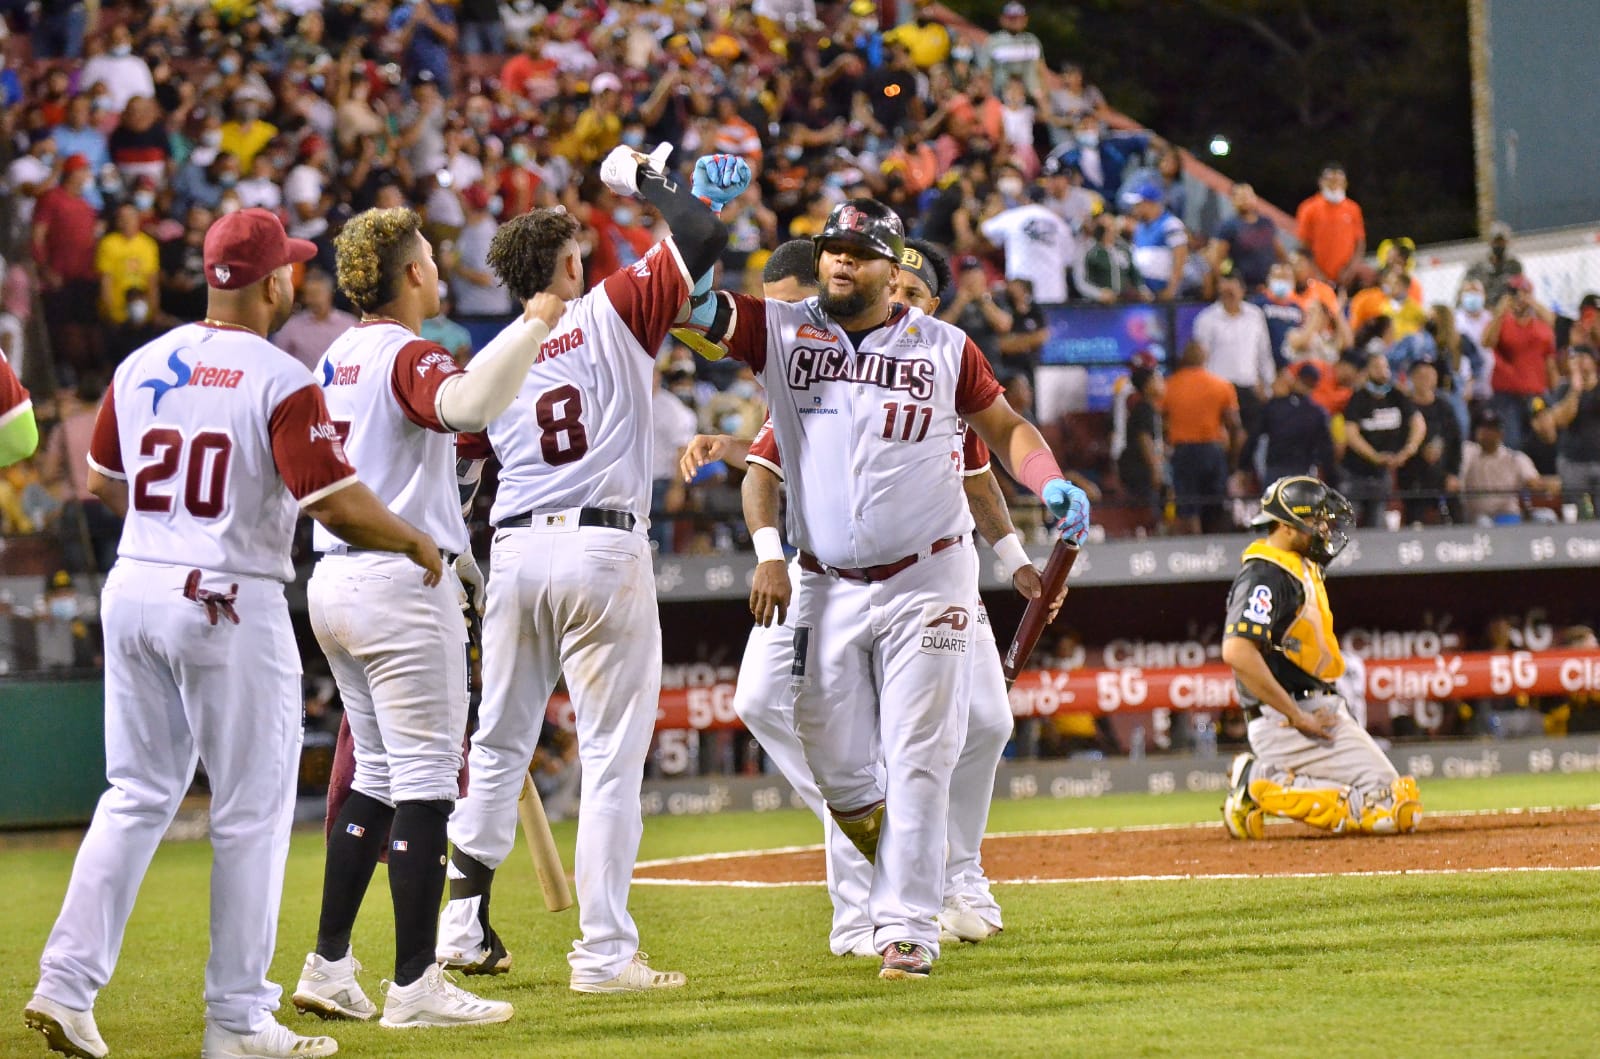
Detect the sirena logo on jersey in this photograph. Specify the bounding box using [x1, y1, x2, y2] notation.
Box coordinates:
[537, 326, 587, 364]
[139, 349, 245, 412]
[787, 346, 934, 399]
[919, 604, 970, 655]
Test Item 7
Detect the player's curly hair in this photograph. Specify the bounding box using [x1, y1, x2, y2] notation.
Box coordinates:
[488, 209, 581, 303]
[903, 237, 952, 299]
[335, 207, 422, 312]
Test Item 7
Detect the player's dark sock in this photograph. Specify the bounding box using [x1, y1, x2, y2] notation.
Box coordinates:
[388, 799, 453, 986]
[449, 847, 498, 939]
[315, 791, 396, 961]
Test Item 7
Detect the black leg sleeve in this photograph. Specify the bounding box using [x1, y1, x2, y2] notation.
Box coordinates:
[637, 166, 729, 279]
[388, 799, 454, 986]
[315, 791, 396, 961]
[449, 847, 498, 939]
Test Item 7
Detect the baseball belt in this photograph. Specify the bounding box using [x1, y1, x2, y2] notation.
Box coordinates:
[798, 535, 961, 584]
[323, 546, 460, 564]
[496, 507, 636, 532]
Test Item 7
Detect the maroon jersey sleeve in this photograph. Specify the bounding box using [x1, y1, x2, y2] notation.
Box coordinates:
[746, 415, 781, 479]
[390, 340, 465, 432]
[955, 337, 1004, 416]
[87, 385, 125, 478]
[720, 292, 769, 371]
[270, 383, 360, 503]
[961, 425, 991, 476]
[0, 355, 30, 423]
[601, 238, 694, 355]
[456, 430, 494, 461]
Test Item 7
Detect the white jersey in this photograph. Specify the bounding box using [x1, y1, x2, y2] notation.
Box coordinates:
[723, 297, 1004, 568]
[89, 321, 358, 581]
[312, 320, 469, 555]
[474, 239, 691, 525]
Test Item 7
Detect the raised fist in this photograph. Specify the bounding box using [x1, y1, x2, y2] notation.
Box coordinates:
[692, 153, 752, 210]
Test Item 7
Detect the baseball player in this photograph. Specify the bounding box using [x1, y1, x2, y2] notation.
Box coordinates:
[1221, 476, 1423, 838]
[289, 207, 566, 1029]
[680, 199, 1090, 979]
[0, 348, 38, 467]
[682, 239, 1039, 951]
[438, 148, 743, 993]
[25, 208, 444, 1059]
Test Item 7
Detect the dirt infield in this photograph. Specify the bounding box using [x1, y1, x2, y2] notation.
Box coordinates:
[634, 808, 1600, 883]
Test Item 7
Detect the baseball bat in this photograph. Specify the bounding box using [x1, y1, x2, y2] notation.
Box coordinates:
[519, 773, 574, 912]
[1002, 539, 1080, 689]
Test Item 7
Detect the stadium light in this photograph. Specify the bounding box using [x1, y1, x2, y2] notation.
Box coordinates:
[1208, 134, 1231, 157]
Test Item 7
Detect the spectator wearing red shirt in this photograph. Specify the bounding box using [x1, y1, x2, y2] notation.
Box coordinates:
[31, 156, 103, 380]
[1482, 274, 1558, 452]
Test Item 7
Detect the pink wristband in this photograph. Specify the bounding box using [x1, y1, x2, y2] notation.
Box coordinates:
[1018, 448, 1066, 499]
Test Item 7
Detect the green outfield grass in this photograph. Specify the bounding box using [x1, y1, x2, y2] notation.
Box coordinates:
[5, 773, 1599, 1058]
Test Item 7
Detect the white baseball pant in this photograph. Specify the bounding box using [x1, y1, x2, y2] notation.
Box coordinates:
[446, 520, 660, 984]
[1248, 706, 1400, 811]
[789, 541, 976, 956]
[36, 561, 302, 1035]
[308, 552, 468, 805]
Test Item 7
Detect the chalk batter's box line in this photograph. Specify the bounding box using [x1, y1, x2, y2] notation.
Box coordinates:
[631, 803, 1600, 872]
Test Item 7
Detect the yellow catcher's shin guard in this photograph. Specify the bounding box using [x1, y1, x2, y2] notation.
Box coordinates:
[1247, 778, 1352, 833]
[830, 800, 886, 864]
[1392, 776, 1422, 833]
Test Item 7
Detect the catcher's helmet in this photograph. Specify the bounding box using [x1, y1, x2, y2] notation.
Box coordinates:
[1252, 476, 1354, 565]
[813, 199, 905, 265]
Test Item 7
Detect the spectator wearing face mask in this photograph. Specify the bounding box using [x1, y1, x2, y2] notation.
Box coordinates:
[96, 203, 161, 329]
[236, 152, 285, 211]
[449, 183, 513, 322]
[1339, 351, 1425, 527]
[220, 93, 278, 170]
[80, 26, 156, 115]
[173, 151, 239, 216]
[1482, 274, 1558, 452]
[1047, 115, 1148, 201]
[1464, 221, 1523, 306]
[1349, 263, 1427, 340]
[1295, 162, 1365, 290]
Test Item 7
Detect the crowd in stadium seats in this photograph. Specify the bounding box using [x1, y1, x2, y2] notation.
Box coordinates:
[1, 0, 1598, 572]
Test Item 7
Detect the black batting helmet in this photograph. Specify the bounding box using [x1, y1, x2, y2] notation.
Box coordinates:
[813, 199, 905, 266]
[1252, 476, 1354, 566]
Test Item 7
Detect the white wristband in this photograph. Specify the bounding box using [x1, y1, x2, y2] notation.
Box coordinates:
[752, 526, 785, 564]
[992, 533, 1031, 580]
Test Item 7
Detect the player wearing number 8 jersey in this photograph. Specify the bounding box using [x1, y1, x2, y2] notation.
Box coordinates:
[686, 200, 1091, 979]
[439, 147, 734, 994]
[26, 209, 443, 1059]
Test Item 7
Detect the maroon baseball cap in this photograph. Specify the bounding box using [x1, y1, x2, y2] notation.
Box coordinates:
[203, 208, 316, 290]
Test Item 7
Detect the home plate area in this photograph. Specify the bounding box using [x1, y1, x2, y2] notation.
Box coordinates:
[633, 808, 1600, 885]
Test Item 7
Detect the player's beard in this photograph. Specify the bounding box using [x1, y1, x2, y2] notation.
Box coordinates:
[818, 286, 870, 319]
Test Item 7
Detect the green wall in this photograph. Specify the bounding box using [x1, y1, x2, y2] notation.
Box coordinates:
[1, 679, 107, 828]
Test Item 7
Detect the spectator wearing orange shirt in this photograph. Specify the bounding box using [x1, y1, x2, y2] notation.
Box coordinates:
[1294, 163, 1365, 290]
[1287, 248, 1341, 320]
[1165, 340, 1244, 534]
[712, 95, 764, 166]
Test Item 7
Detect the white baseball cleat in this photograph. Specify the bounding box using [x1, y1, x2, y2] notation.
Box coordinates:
[839, 936, 879, 958]
[570, 953, 687, 994]
[200, 1019, 337, 1058]
[937, 897, 1001, 944]
[22, 994, 108, 1059]
[291, 951, 378, 1021]
[379, 963, 513, 1028]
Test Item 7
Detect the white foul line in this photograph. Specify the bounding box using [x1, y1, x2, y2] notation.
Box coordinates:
[633, 804, 1600, 883]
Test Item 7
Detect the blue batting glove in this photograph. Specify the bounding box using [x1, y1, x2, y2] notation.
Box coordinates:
[692, 153, 752, 209]
[1042, 478, 1091, 545]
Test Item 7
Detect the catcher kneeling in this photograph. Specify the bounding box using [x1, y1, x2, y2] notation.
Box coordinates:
[1220, 476, 1421, 838]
